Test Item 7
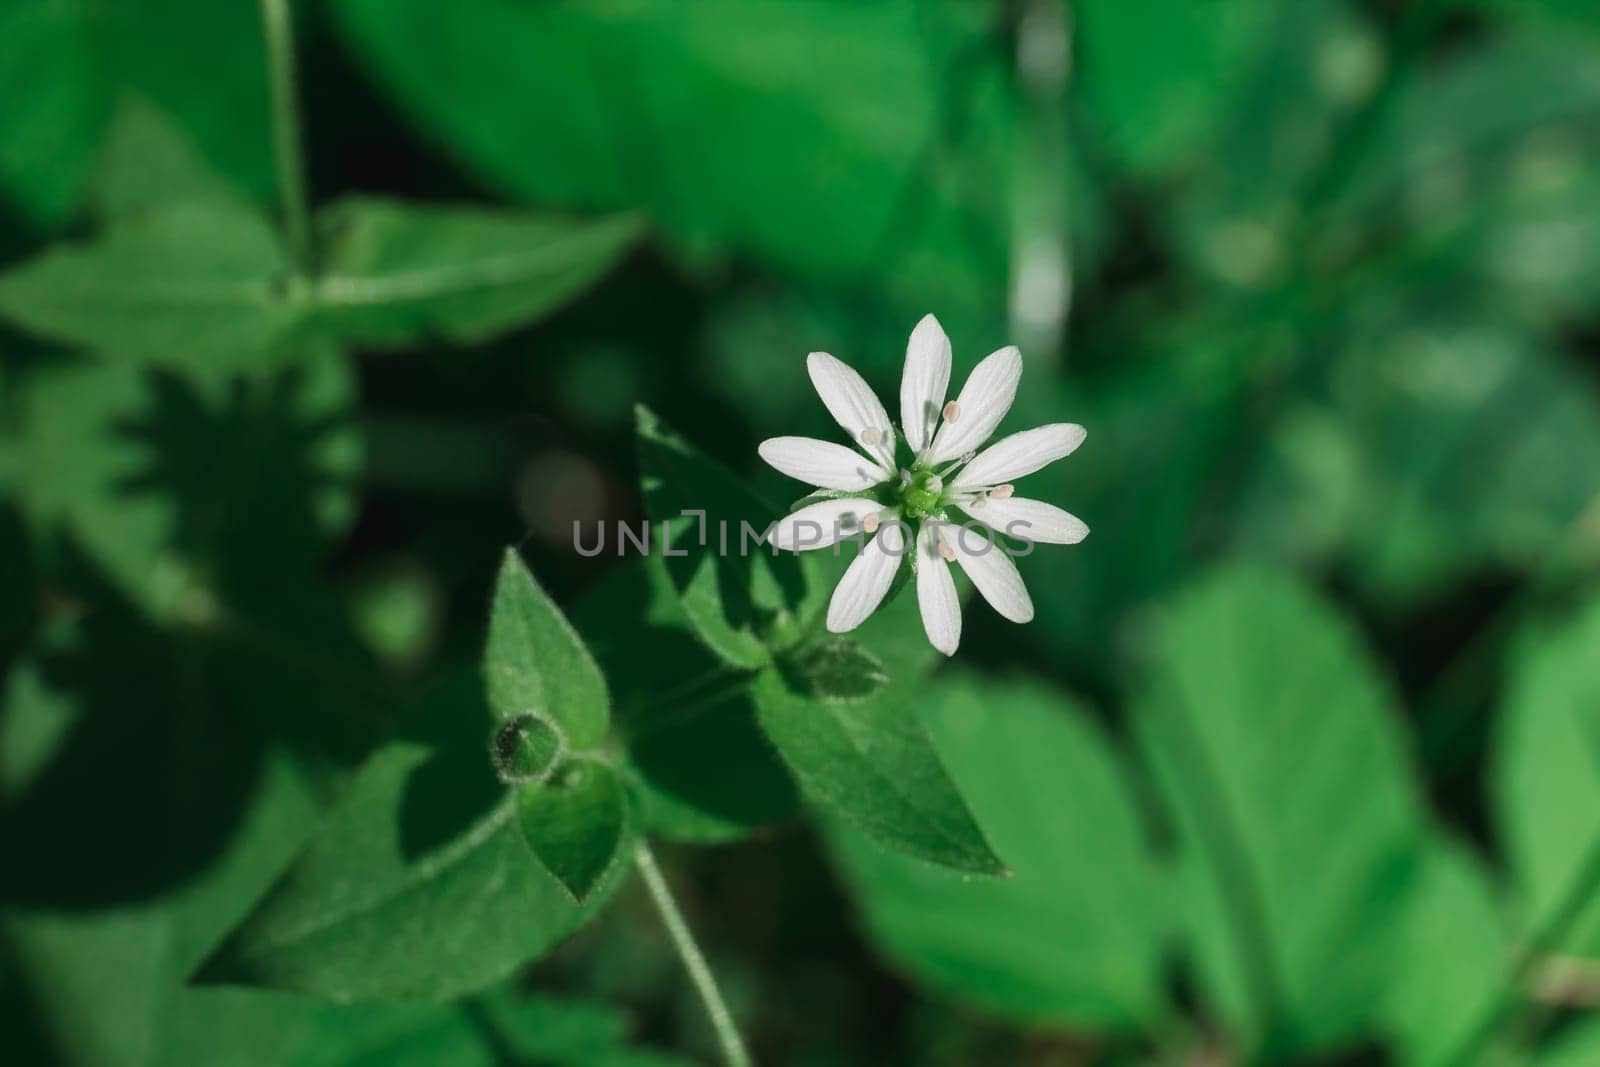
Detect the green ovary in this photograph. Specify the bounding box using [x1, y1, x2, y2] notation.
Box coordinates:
[898, 471, 945, 520]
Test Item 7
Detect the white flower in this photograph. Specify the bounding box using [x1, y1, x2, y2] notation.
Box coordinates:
[759, 313, 1087, 656]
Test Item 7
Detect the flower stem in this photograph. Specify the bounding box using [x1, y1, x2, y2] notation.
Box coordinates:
[633, 841, 753, 1067]
[258, 0, 314, 274]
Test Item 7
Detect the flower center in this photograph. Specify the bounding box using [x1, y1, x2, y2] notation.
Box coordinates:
[898, 469, 945, 520]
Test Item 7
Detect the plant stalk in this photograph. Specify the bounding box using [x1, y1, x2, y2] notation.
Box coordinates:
[633, 841, 753, 1067]
[258, 0, 315, 274]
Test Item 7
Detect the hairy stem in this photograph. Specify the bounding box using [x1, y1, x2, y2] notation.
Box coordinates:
[634, 841, 753, 1067]
[258, 0, 315, 273]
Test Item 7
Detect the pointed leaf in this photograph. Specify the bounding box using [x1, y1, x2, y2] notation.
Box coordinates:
[1381, 839, 1510, 1067]
[752, 665, 1003, 874]
[313, 198, 644, 348]
[517, 756, 629, 902]
[0, 201, 301, 367]
[1494, 594, 1600, 958]
[197, 678, 618, 1001]
[829, 672, 1167, 1030]
[1134, 566, 1425, 1058]
[636, 405, 823, 668]
[485, 549, 609, 748]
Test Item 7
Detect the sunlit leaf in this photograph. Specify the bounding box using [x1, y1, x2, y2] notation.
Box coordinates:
[1494, 594, 1600, 960]
[0, 202, 300, 367]
[830, 672, 1167, 1030]
[1135, 566, 1425, 1058]
[328, 0, 1013, 313]
[1381, 839, 1510, 1067]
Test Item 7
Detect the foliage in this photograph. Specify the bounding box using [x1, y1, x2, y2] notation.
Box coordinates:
[4, 0, 1600, 1063]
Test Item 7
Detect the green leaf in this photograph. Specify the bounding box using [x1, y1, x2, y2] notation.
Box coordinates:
[0, 0, 103, 227]
[1134, 566, 1425, 1058]
[829, 671, 1166, 1030]
[0, 0, 274, 225]
[1533, 1018, 1600, 1067]
[91, 95, 243, 223]
[517, 756, 630, 902]
[1381, 838, 1510, 1067]
[572, 554, 800, 844]
[327, 0, 1013, 313]
[5, 349, 360, 618]
[1494, 594, 1600, 960]
[0, 201, 301, 367]
[485, 548, 610, 748]
[198, 677, 618, 1001]
[1075, 0, 1279, 176]
[752, 665, 1003, 875]
[313, 197, 644, 348]
[777, 637, 889, 702]
[635, 405, 822, 669]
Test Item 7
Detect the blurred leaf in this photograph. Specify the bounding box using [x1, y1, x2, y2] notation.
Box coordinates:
[1135, 566, 1424, 1058]
[1381, 839, 1510, 1067]
[1494, 594, 1600, 960]
[91, 95, 242, 222]
[572, 555, 800, 844]
[485, 548, 610, 747]
[0, 195, 639, 366]
[1074, 0, 1278, 176]
[6, 350, 359, 618]
[0, 0, 271, 228]
[1326, 31, 1600, 325]
[517, 756, 629, 902]
[199, 677, 617, 1001]
[830, 671, 1166, 1030]
[752, 665, 1003, 875]
[0, 202, 301, 367]
[1532, 1017, 1600, 1067]
[313, 198, 644, 348]
[636, 405, 822, 668]
[0, 0, 104, 227]
[1239, 321, 1600, 603]
[328, 0, 1014, 312]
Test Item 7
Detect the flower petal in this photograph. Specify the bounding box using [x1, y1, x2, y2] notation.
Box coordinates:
[915, 522, 961, 656]
[807, 352, 896, 471]
[961, 495, 1088, 544]
[926, 346, 1022, 465]
[939, 522, 1034, 623]
[899, 313, 951, 453]
[768, 497, 882, 551]
[827, 520, 909, 633]
[950, 423, 1086, 489]
[759, 436, 890, 491]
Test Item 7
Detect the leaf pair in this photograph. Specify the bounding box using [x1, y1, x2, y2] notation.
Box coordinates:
[0, 196, 643, 368]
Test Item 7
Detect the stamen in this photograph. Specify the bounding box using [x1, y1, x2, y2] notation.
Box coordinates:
[862, 512, 881, 534]
[967, 496, 985, 509]
[859, 427, 882, 446]
[937, 541, 957, 562]
[926, 475, 943, 493]
[991, 483, 1014, 499]
[942, 401, 960, 423]
[899, 469, 913, 487]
